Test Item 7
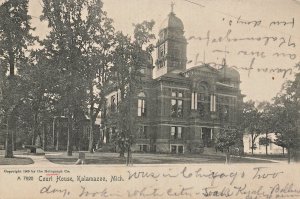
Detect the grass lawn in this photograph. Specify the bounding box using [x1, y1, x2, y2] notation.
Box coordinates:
[244, 154, 288, 161]
[0, 150, 34, 165]
[46, 152, 274, 165]
[0, 156, 34, 165]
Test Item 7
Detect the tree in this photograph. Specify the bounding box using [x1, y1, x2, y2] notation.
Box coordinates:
[110, 32, 137, 158]
[240, 101, 263, 155]
[17, 49, 61, 148]
[258, 136, 271, 155]
[257, 101, 273, 155]
[269, 76, 299, 163]
[110, 20, 155, 158]
[83, 1, 115, 153]
[41, 0, 113, 155]
[0, 0, 36, 157]
[215, 128, 240, 164]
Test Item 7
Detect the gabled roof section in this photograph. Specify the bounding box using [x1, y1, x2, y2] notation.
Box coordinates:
[182, 64, 219, 78]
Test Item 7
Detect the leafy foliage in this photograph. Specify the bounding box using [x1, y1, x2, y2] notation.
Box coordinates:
[215, 128, 239, 152]
[240, 101, 263, 154]
[109, 21, 155, 157]
[0, 0, 37, 157]
[268, 76, 299, 162]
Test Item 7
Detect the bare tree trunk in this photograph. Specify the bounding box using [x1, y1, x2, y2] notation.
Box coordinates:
[265, 133, 268, 155]
[225, 152, 230, 164]
[251, 134, 254, 155]
[119, 150, 125, 157]
[5, 33, 14, 158]
[12, 127, 16, 151]
[67, 113, 73, 156]
[88, 117, 94, 153]
[287, 147, 291, 164]
[32, 112, 38, 145]
[42, 123, 46, 151]
[5, 115, 13, 158]
[126, 147, 131, 166]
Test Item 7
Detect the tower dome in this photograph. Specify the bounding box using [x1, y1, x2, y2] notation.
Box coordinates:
[154, 3, 188, 78]
[159, 12, 184, 31]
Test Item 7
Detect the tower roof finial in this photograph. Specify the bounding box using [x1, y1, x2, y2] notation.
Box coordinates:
[171, 1, 175, 13]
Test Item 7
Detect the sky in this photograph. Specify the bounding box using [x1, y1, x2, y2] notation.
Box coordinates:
[3, 0, 300, 103]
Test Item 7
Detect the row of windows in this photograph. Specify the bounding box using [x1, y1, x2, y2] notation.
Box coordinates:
[137, 126, 184, 140]
[107, 91, 236, 120]
[137, 144, 185, 154]
[137, 98, 231, 119]
[108, 126, 213, 142]
[136, 144, 184, 153]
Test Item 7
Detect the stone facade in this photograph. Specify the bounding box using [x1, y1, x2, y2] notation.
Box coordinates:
[102, 10, 243, 154]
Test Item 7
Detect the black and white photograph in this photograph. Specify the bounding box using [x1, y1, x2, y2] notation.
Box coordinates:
[0, 0, 299, 198]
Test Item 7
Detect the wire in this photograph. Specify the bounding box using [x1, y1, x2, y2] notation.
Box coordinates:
[180, 0, 205, 8]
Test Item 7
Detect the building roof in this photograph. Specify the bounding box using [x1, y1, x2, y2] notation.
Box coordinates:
[218, 66, 240, 81]
[159, 12, 184, 31]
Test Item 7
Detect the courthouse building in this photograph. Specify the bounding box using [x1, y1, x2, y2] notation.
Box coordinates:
[101, 9, 243, 154]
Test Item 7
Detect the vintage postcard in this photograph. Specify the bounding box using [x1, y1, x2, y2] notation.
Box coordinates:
[0, 0, 299, 198]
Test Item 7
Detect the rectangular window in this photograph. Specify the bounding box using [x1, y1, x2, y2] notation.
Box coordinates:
[210, 94, 216, 112]
[177, 127, 182, 139]
[143, 145, 147, 152]
[178, 91, 183, 98]
[171, 90, 184, 117]
[171, 99, 183, 117]
[171, 126, 176, 136]
[177, 100, 183, 117]
[170, 145, 184, 154]
[139, 145, 148, 152]
[143, 126, 148, 138]
[171, 145, 177, 153]
[191, 92, 194, 110]
[191, 92, 198, 110]
[178, 146, 184, 154]
[172, 90, 184, 98]
[171, 126, 183, 139]
[138, 126, 148, 139]
[159, 45, 165, 58]
[138, 99, 146, 117]
[171, 99, 177, 117]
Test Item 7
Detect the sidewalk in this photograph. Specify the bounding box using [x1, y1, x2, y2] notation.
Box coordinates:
[232, 155, 288, 163]
[13, 152, 289, 166]
[15, 153, 62, 167]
